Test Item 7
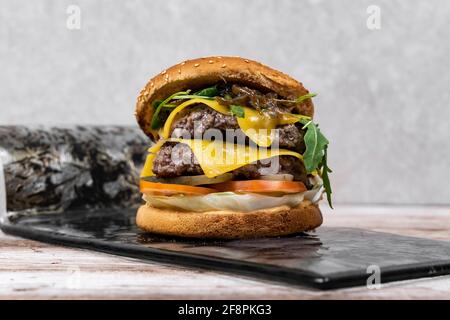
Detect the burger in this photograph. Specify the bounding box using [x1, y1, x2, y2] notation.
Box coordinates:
[135, 56, 332, 239]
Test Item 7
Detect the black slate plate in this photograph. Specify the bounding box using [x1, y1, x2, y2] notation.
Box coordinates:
[1, 208, 449, 290]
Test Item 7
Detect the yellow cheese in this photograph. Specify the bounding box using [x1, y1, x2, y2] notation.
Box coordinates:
[236, 108, 307, 147]
[169, 139, 303, 178]
[140, 153, 156, 177]
[148, 139, 166, 153]
[140, 139, 166, 177]
[238, 110, 313, 146]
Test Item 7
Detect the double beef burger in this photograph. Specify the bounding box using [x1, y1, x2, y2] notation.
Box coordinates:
[135, 56, 332, 239]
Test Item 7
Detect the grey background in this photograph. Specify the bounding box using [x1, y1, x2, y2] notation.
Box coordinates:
[1, 0, 449, 205]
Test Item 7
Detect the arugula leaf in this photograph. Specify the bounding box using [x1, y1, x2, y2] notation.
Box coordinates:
[302, 122, 329, 173]
[296, 93, 317, 103]
[230, 105, 245, 118]
[194, 86, 219, 97]
[300, 119, 311, 127]
[152, 100, 162, 109]
[292, 114, 312, 123]
[150, 100, 163, 128]
[149, 86, 222, 130]
[301, 120, 333, 208]
[321, 145, 333, 208]
[150, 90, 190, 129]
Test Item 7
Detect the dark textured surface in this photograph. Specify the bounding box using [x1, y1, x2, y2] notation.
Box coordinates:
[0, 126, 149, 214]
[1, 208, 449, 289]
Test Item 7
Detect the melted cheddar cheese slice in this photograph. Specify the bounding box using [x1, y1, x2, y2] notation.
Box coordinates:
[236, 107, 308, 147]
[140, 139, 166, 177]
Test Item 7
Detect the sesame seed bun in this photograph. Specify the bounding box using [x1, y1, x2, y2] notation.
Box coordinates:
[135, 56, 314, 141]
[136, 200, 323, 239]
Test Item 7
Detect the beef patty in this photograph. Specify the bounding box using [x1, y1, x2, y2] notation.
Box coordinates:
[169, 106, 306, 153]
[152, 142, 310, 187]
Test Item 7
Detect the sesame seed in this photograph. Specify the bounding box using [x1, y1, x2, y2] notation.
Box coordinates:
[150, 82, 154, 87]
[221, 64, 227, 68]
[194, 63, 200, 67]
[181, 62, 186, 65]
[244, 59, 249, 63]
[161, 70, 166, 75]
[178, 69, 181, 74]
[208, 60, 214, 64]
[217, 56, 222, 59]
[164, 74, 169, 81]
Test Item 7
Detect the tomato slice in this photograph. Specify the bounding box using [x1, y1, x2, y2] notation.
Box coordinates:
[140, 180, 216, 196]
[210, 180, 307, 194]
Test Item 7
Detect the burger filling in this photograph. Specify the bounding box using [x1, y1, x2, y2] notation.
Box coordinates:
[140, 83, 332, 212]
[152, 142, 310, 187]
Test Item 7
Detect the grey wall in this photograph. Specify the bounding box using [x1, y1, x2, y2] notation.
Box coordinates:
[1, 0, 449, 205]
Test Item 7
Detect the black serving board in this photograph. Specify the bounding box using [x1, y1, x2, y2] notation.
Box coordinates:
[1, 208, 449, 290]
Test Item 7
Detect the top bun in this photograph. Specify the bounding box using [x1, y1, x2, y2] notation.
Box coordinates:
[135, 56, 314, 140]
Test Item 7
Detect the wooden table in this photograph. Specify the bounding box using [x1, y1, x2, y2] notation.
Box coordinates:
[0, 205, 449, 299]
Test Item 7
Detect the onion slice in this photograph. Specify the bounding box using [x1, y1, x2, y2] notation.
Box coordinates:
[258, 174, 294, 181]
[141, 173, 233, 186]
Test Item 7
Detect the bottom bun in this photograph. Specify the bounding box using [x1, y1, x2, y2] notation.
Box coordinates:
[136, 200, 323, 239]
